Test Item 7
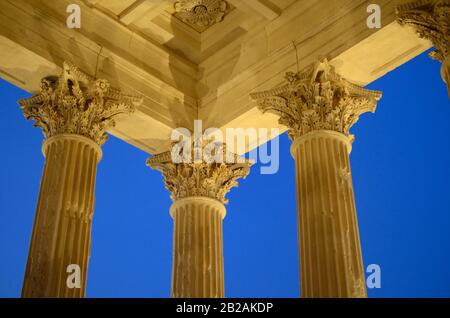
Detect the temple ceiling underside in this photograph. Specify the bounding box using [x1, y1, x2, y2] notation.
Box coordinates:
[0, 0, 432, 154]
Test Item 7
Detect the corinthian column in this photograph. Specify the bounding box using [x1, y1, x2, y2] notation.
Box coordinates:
[251, 59, 382, 298]
[19, 62, 140, 298]
[397, 0, 450, 97]
[147, 147, 251, 298]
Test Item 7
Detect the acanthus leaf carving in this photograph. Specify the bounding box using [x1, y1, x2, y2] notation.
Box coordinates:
[147, 142, 252, 205]
[250, 59, 382, 140]
[18, 62, 142, 146]
[397, 0, 450, 62]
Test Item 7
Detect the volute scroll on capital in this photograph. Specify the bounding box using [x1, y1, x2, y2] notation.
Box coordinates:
[397, 0, 450, 63]
[18, 61, 143, 146]
[397, 1, 450, 97]
[147, 142, 252, 205]
[250, 59, 382, 141]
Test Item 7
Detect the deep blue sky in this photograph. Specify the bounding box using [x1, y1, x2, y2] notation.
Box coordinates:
[1, 50, 449, 298]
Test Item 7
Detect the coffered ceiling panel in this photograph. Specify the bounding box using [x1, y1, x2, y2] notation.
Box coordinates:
[88, 0, 291, 63]
[0, 0, 431, 155]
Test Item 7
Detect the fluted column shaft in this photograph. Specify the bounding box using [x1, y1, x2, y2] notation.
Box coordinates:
[291, 131, 366, 298]
[22, 134, 101, 298]
[147, 144, 251, 298]
[170, 197, 226, 298]
[251, 58, 381, 298]
[18, 61, 139, 298]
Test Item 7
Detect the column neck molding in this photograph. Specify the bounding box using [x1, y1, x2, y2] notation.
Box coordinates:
[42, 133, 103, 162]
[250, 59, 382, 141]
[397, 0, 450, 63]
[18, 61, 142, 146]
[170, 196, 226, 219]
[290, 130, 353, 157]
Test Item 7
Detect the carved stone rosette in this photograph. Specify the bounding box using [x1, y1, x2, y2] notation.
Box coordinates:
[174, 0, 228, 29]
[147, 145, 251, 205]
[18, 61, 141, 145]
[397, 0, 450, 96]
[250, 59, 382, 141]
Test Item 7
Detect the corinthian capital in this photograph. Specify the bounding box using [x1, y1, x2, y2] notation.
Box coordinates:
[250, 59, 382, 140]
[18, 62, 142, 145]
[147, 144, 252, 205]
[397, 0, 450, 62]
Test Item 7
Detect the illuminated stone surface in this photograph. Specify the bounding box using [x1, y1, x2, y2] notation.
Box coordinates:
[0, 0, 441, 298]
[251, 59, 382, 297]
[19, 63, 139, 297]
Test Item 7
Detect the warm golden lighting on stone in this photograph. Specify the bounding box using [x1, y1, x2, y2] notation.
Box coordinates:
[147, 143, 252, 297]
[251, 59, 382, 297]
[0, 0, 444, 299]
[397, 0, 450, 97]
[18, 62, 141, 298]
